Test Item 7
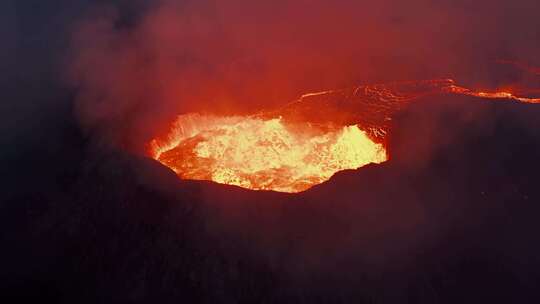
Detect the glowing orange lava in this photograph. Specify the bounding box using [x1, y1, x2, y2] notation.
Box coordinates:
[152, 114, 387, 193]
[446, 85, 540, 103]
[150, 79, 539, 193]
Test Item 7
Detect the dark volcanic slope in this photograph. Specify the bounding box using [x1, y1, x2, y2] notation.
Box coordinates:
[2, 94, 540, 303]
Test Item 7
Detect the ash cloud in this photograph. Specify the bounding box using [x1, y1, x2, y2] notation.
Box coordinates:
[66, 0, 540, 151]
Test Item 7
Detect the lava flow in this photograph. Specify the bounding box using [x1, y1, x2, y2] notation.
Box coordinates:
[150, 79, 539, 193]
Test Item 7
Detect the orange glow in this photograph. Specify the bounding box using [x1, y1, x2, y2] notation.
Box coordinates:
[150, 79, 539, 193]
[475, 91, 513, 98]
[151, 114, 387, 193]
[445, 84, 540, 103]
[468, 91, 540, 103]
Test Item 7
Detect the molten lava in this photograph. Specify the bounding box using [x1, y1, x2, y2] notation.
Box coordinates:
[150, 79, 539, 193]
[152, 114, 387, 193]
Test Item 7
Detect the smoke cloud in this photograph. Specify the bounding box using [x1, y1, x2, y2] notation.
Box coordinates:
[67, 0, 540, 151]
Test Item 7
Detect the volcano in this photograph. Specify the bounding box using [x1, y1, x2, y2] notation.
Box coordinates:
[4, 78, 540, 303]
[5, 0, 540, 302]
